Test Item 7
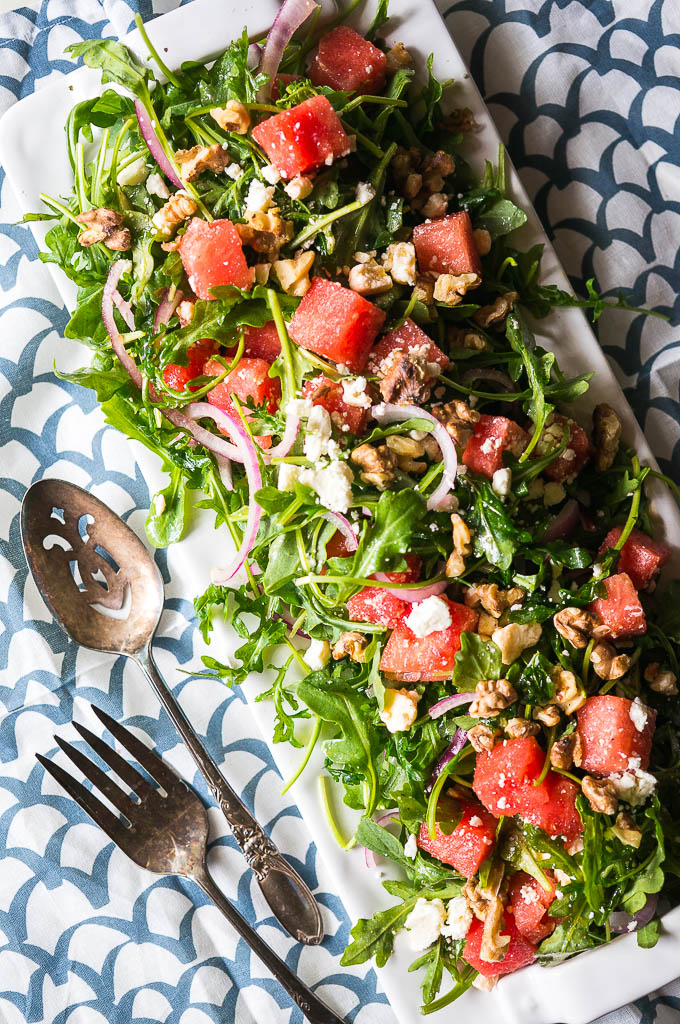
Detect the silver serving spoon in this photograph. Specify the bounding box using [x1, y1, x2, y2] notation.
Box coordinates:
[21, 478, 323, 946]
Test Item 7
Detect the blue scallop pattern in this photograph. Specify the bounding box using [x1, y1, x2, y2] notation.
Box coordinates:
[0, 1, 679, 1022]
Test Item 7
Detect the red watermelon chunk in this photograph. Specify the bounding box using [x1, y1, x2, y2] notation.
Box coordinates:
[326, 529, 356, 559]
[162, 340, 216, 392]
[302, 375, 370, 435]
[310, 25, 387, 95]
[242, 321, 282, 363]
[598, 526, 671, 590]
[417, 798, 496, 877]
[413, 211, 482, 277]
[541, 414, 592, 482]
[519, 773, 583, 842]
[347, 555, 422, 628]
[367, 317, 449, 376]
[289, 278, 386, 372]
[473, 737, 547, 818]
[508, 872, 559, 945]
[379, 599, 478, 681]
[251, 95, 351, 179]
[589, 572, 646, 638]
[464, 915, 536, 978]
[179, 218, 252, 298]
[577, 695, 656, 775]
[462, 415, 529, 478]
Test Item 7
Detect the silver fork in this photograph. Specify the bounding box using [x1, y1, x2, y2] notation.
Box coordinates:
[37, 705, 345, 1024]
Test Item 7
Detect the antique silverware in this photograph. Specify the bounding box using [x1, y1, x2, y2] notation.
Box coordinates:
[37, 705, 343, 1024]
[21, 478, 322, 945]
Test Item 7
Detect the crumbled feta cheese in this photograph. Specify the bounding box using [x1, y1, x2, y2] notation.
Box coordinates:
[299, 460, 354, 513]
[355, 181, 376, 205]
[441, 896, 472, 941]
[245, 179, 275, 214]
[405, 596, 452, 638]
[341, 376, 371, 408]
[527, 477, 545, 501]
[469, 815, 482, 827]
[117, 156, 148, 187]
[497, 796, 508, 810]
[278, 463, 302, 492]
[284, 175, 314, 201]
[225, 162, 243, 180]
[554, 869, 571, 886]
[404, 898, 447, 951]
[306, 638, 331, 671]
[146, 171, 170, 199]
[544, 481, 566, 506]
[379, 688, 420, 733]
[491, 467, 512, 500]
[520, 884, 539, 905]
[629, 697, 649, 733]
[304, 405, 333, 462]
[287, 397, 314, 419]
[381, 241, 416, 286]
[628, 756, 642, 770]
[261, 163, 281, 184]
[610, 768, 657, 806]
[404, 834, 418, 860]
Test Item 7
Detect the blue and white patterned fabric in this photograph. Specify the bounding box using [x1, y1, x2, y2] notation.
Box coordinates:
[0, 2, 679, 1023]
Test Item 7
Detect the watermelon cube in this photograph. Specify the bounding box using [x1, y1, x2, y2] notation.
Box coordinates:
[598, 526, 670, 590]
[519, 773, 583, 842]
[379, 599, 478, 681]
[242, 321, 282, 363]
[205, 356, 281, 414]
[367, 317, 449, 376]
[464, 915, 537, 978]
[589, 572, 646, 638]
[413, 211, 482, 277]
[251, 95, 351, 179]
[462, 414, 529, 478]
[310, 25, 387, 94]
[541, 414, 592, 482]
[162, 340, 216, 392]
[508, 871, 559, 945]
[302, 374, 371, 435]
[347, 555, 422, 628]
[289, 278, 386, 372]
[472, 737, 547, 818]
[577, 695, 656, 775]
[179, 218, 252, 298]
[417, 798, 496, 877]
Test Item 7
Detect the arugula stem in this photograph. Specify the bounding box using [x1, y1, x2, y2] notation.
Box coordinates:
[318, 775, 352, 848]
[92, 127, 111, 207]
[534, 726, 555, 786]
[289, 198, 364, 249]
[75, 141, 90, 210]
[266, 288, 299, 405]
[295, 572, 446, 590]
[582, 636, 595, 688]
[613, 456, 645, 551]
[339, 95, 409, 115]
[342, 123, 384, 159]
[281, 714, 321, 795]
[39, 193, 82, 228]
[134, 13, 182, 88]
[420, 970, 476, 1014]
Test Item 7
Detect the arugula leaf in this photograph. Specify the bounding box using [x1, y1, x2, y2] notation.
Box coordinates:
[578, 795, 606, 913]
[351, 489, 427, 582]
[466, 478, 528, 570]
[145, 465, 187, 547]
[355, 816, 410, 871]
[67, 40, 149, 99]
[452, 632, 501, 692]
[341, 899, 414, 967]
[657, 581, 680, 642]
[636, 918, 660, 949]
[517, 651, 554, 704]
[477, 198, 527, 240]
[506, 311, 555, 461]
[622, 801, 665, 913]
[537, 902, 595, 963]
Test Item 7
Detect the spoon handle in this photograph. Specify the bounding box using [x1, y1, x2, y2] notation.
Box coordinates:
[136, 645, 323, 945]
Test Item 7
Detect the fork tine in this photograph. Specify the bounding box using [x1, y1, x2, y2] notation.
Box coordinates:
[36, 753, 130, 846]
[72, 722, 157, 801]
[89, 705, 182, 791]
[55, 737, 135, 819]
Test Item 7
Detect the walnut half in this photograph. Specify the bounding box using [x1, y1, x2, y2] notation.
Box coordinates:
[76, 207, 130, 250]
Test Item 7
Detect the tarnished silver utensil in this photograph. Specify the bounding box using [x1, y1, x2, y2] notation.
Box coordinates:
[21, 477, 323, 946]
[38, 705, 343, 1024]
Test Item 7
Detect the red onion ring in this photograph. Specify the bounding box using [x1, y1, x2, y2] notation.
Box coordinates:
[428, 692, 475, 720]
[323, 511, 358, 552]
[186, 402, 263, 583]
[364, 809, 399, 869]
[371, 404, 458, 510]
[112, 289, 135, 330]
[134, 99, 183, 190]
[609, 894, 658, 934]
[425, 729, 468, 793]
[542, 498, 580, 543]
[258, 0, 319, 101]
[264, 412, 301, 461]
[461, 367, 515, 392]
[154, 288, 184, 331]
[248, 43, 262, 68]
[373, 575, 448, 603]
[103, 260, 144, 390]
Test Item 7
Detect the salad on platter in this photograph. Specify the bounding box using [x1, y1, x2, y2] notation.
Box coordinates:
[31, 0, 680, 1011]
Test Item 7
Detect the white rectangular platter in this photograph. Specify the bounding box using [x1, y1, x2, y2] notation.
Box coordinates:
[1, 1, 680, 1021]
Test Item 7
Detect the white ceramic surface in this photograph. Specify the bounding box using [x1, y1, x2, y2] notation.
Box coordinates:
[1, 1, 679, 1021]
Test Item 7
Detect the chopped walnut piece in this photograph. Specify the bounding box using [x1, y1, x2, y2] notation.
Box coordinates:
[442, 107, 479, 133]
[445, 513, 473, 578]
[332, 631, 369, 663]
[447, 325, 491, 351]
[273, 252, 315, 296]
[464, 865, 510, 963]
[175, 143, 231, 182]
[350, 443, 396, 490]
[533, 704, 561, 727]
[477, 610, 498, 642]
[590, 641, 631, 681]
[473, 228, 492, 256]
[465, 583, 525, 619]
[505, 717, 540, 739]
[377, 347, 431, 404]
[582, 775, 618, 815]
[550, 731, 582, 770]
[420, 192, 449, 219]
[176, 299, 195, 326]
[468, 723, 501, 752]
[644, 662, 679, 695]
[433, 272, 481, 305]
[76, 207, 131, 250]
[432, 399, 480, 446]
[611, 811, 642, 849]
[469, 679, 517, 718]
[386, 42, 414, 72]
[210, 100, 251, 134]
[403, 171, 423, 199]
[421, 151, 455, 191]
[385, 435, 425, 458]
[551, 667, 587, 715]
[473, 291, 518, 330]
[553, 607, 607, 648]
[151, 191, 197, 239]
[593, 403, 622, 472]
[348, 259, 393, 296]
[492, 622, 542, 665]
[413, 275, 435, 305]
[237, 207, 293, 254]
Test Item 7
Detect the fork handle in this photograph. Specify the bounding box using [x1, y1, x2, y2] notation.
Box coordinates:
[136, 646, 323, 944]
[193, 866, 345, 1024]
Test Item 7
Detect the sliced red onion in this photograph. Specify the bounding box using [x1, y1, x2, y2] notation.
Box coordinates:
[154, 287, 183, 331]
[264, 412, 301, 461]
[579, 506, 598, 533]
[373, 574, 448, 604]
[103, 260, 144, 390]
[134, 98, 183, 190]
[323, 511, 358, 552]
[168, 405, 240, 461]
[248, 42, 262, 69]
[112, 289, 135, 330]
[542, 498, 580, 543]
[609, 894, 658, 934]
[186, 402, 263, 583]
[371, 404, 458, 510]
[428, 692, 475, 720]
[461, 367, 515, 392]
[364, 809, 399, 869]
[425, 729, 468, 793]
[258, 0, 319, 101]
